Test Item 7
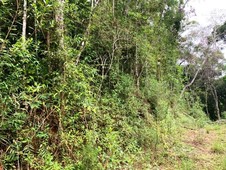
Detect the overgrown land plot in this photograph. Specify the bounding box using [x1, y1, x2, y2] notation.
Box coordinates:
[180, 123, 226, 170]
[1, 0, 226, 169]
[155, 123, 226, 170]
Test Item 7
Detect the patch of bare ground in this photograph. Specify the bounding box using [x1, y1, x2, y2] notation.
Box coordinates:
[182, 124, 226, 170]
[133, 124, 226, 170]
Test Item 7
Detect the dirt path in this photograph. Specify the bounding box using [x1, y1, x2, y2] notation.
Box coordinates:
[182, 124, 226, 170]
[135, 123, 226, 170]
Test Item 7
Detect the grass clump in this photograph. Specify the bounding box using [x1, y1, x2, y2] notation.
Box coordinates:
[221, 157, 226, 170]
[211, 141, 225, 154]
[180, 158, 195, 170]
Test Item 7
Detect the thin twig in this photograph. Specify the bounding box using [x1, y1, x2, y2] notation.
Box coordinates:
[0, 0, 19, 51]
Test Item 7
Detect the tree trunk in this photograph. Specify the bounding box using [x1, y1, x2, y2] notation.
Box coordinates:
[55, 0, 65, 50]
[33, 0, 38, 56]
[22, 0, 27, 44]
[205, 85, 210, 117]
[180, 56, 207, 99]
[210, 84, 221, 120]
[55, 0, 65, 133]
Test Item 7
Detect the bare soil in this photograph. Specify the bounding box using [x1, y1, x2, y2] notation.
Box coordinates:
[182, 124, 226, 170]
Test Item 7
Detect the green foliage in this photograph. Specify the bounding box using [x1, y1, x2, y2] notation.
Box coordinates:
[222, 111, 226, 119]
[180, 158, 195, 170]
[221, 157, 226, 170]
[0, 0, 208, 169]
[211, 141, 226, 154]
[216, 21, 226, 42]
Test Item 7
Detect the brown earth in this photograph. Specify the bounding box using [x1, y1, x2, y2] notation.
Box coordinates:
[182, 124, 226, 170]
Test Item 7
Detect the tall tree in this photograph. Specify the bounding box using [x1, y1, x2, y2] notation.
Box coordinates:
[22, 0, 27, 44]
[55, 0, 65, 50]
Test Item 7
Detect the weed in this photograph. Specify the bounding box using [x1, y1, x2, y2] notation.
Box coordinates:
[221, 157, 226, 170]
[211, 142, 225, 154]
[180, 158, 195, 170]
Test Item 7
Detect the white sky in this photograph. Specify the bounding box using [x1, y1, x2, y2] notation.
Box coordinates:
[184, 0, 226, 64]
[188, 0, 226, 26]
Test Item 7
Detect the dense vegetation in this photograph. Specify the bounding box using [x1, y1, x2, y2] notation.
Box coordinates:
[0, 0, 224, 169]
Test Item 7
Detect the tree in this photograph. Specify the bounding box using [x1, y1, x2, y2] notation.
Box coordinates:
[22, 0, 27, 44]
[0, 0, 192, 169]
[55, 0, 65, 50]
[179, 19, 226, 119]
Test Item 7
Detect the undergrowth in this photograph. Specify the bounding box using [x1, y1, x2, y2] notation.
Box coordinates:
[0, 41, 207, 169]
